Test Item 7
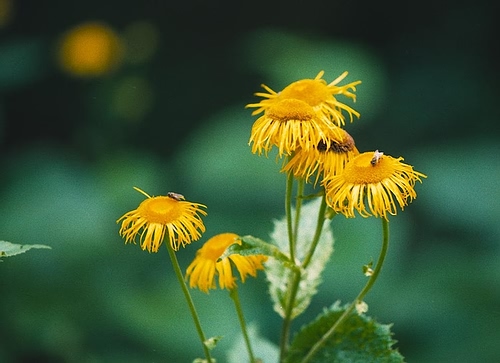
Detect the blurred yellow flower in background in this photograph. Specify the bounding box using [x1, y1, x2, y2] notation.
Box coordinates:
[57, 21, 124, 77]
[323, 151, 426, 219]
[0, 0, 13, 28]
[117, 188, 207, 252]
[186, 233, 268, 293]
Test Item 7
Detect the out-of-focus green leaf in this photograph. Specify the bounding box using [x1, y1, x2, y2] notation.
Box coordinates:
[226, 322, 279, 363]
[286, 302, 404, 363]
[0, 240, 51, 258]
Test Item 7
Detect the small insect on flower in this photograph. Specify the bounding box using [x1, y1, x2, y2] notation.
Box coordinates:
[370, 150, 384, 166]
[167, 192, 185, 201]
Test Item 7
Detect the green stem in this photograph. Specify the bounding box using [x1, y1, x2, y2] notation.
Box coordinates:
[300, 218, 390, 363]
[293, 178, 305, 246]
[301, 192, 327, 269]
[280, 170, 298, 361]
[229, 287, 256, 363]
[285, 170, 295, 263]
[279, 189, 327, 362]
[166, 243, 213, 363]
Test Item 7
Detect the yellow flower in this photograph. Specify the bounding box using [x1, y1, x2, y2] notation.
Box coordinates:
[117, 188, 207, 252]
[249, 98, 342, 157]
[186, 233, 268, 293]
[323, 151, 426, 219]
[282, 127, 359, 184]
[246, 70, 361, 126]
[57, 21, 124, 77]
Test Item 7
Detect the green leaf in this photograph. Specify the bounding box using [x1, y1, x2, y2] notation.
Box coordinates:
[286, 302, 405, 363]
[218, 235, 298, 271]
[226, 322, 280, 363]
[265, 198, 334, 319]
[0, 240, 51, 258]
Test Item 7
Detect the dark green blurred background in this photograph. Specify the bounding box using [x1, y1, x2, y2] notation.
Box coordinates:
[1, 1, 499, 362]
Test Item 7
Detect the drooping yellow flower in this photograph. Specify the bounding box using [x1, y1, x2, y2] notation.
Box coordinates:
[57, 21, 124, 77]
[246, 70, 361, 126]
[323, 151, 426, 219]
[117, 188, 207, 252]
[282, 127, 359, 184]
[249, 98, 342, 157]
[186, 233, 268, 293]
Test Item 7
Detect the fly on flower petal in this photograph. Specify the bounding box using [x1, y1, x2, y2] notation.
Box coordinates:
[167, 192, 185, 201]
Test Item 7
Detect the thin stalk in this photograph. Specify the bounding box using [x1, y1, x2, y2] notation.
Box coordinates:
[300, 218, 390, 363]
[301, 192, 327, 269]
[279, 189, 327, 361]
[285, 170, 295, 262]
[166, 243, 213, 362]
[229, 287, 256, 363]
[293, 178, 305, 245]
[280, 169, 298, 361]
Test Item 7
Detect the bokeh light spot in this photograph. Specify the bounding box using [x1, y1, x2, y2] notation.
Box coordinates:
[56, 21, 124, 77]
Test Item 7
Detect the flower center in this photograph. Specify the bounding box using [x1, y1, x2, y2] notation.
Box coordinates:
[280, 79, 332, 107]
[138, 197, 182, 224]
[342, 152, 393, 184]
[267, 99, 315, 122]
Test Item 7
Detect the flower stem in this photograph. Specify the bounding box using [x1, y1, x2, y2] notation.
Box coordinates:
[302, 192, 327, 269]
[300, 218, 390, 363]
[166, 243, 214, 363]
[229, 287, 256, 363]
[285, 170, 296, 262]
[279, 188, 328, 362]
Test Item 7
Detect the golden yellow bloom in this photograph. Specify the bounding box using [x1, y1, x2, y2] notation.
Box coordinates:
[186, 233, 268, 293]
[282, 127, 359, 184]
[246, 70, 361, 126]
[117, 188, 207, 252]
[323, 151, 426, 219]
[57, 21, 124, 77]
[249, 98, 342, 157]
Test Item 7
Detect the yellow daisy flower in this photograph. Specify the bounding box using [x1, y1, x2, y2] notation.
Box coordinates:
[282, 127, 359, 184]
[323, 151, 427, 219]
[117, 187, 207, 252]
[249, 98, 341, 157]
[186, 233, 268, 293]
[246, 70, 361, 126]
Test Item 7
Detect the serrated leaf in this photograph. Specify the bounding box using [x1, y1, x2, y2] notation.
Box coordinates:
[286, 302, 405, 363]
[265, 198, 334, 319]
[0, 240, 51, 258]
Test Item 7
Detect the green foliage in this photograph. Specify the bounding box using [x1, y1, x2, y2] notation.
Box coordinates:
[219, 235, 298, 271]
[265, 198, 334, 319]
[0, 240, 51, 259]
[285, 302, 404, 363]
[226, 323, 279, 363]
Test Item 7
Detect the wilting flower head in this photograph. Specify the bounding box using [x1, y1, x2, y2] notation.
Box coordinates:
[323, 151, 426, 219]
[246, 70, 361, 126]
[282, 127, 359, 184]
[117, 187, 207, 252]
[185, 233, 268, 293]
[249, 98, 341, 157]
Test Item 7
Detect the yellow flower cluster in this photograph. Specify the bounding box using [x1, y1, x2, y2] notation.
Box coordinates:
[247, 70, 426, 220]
